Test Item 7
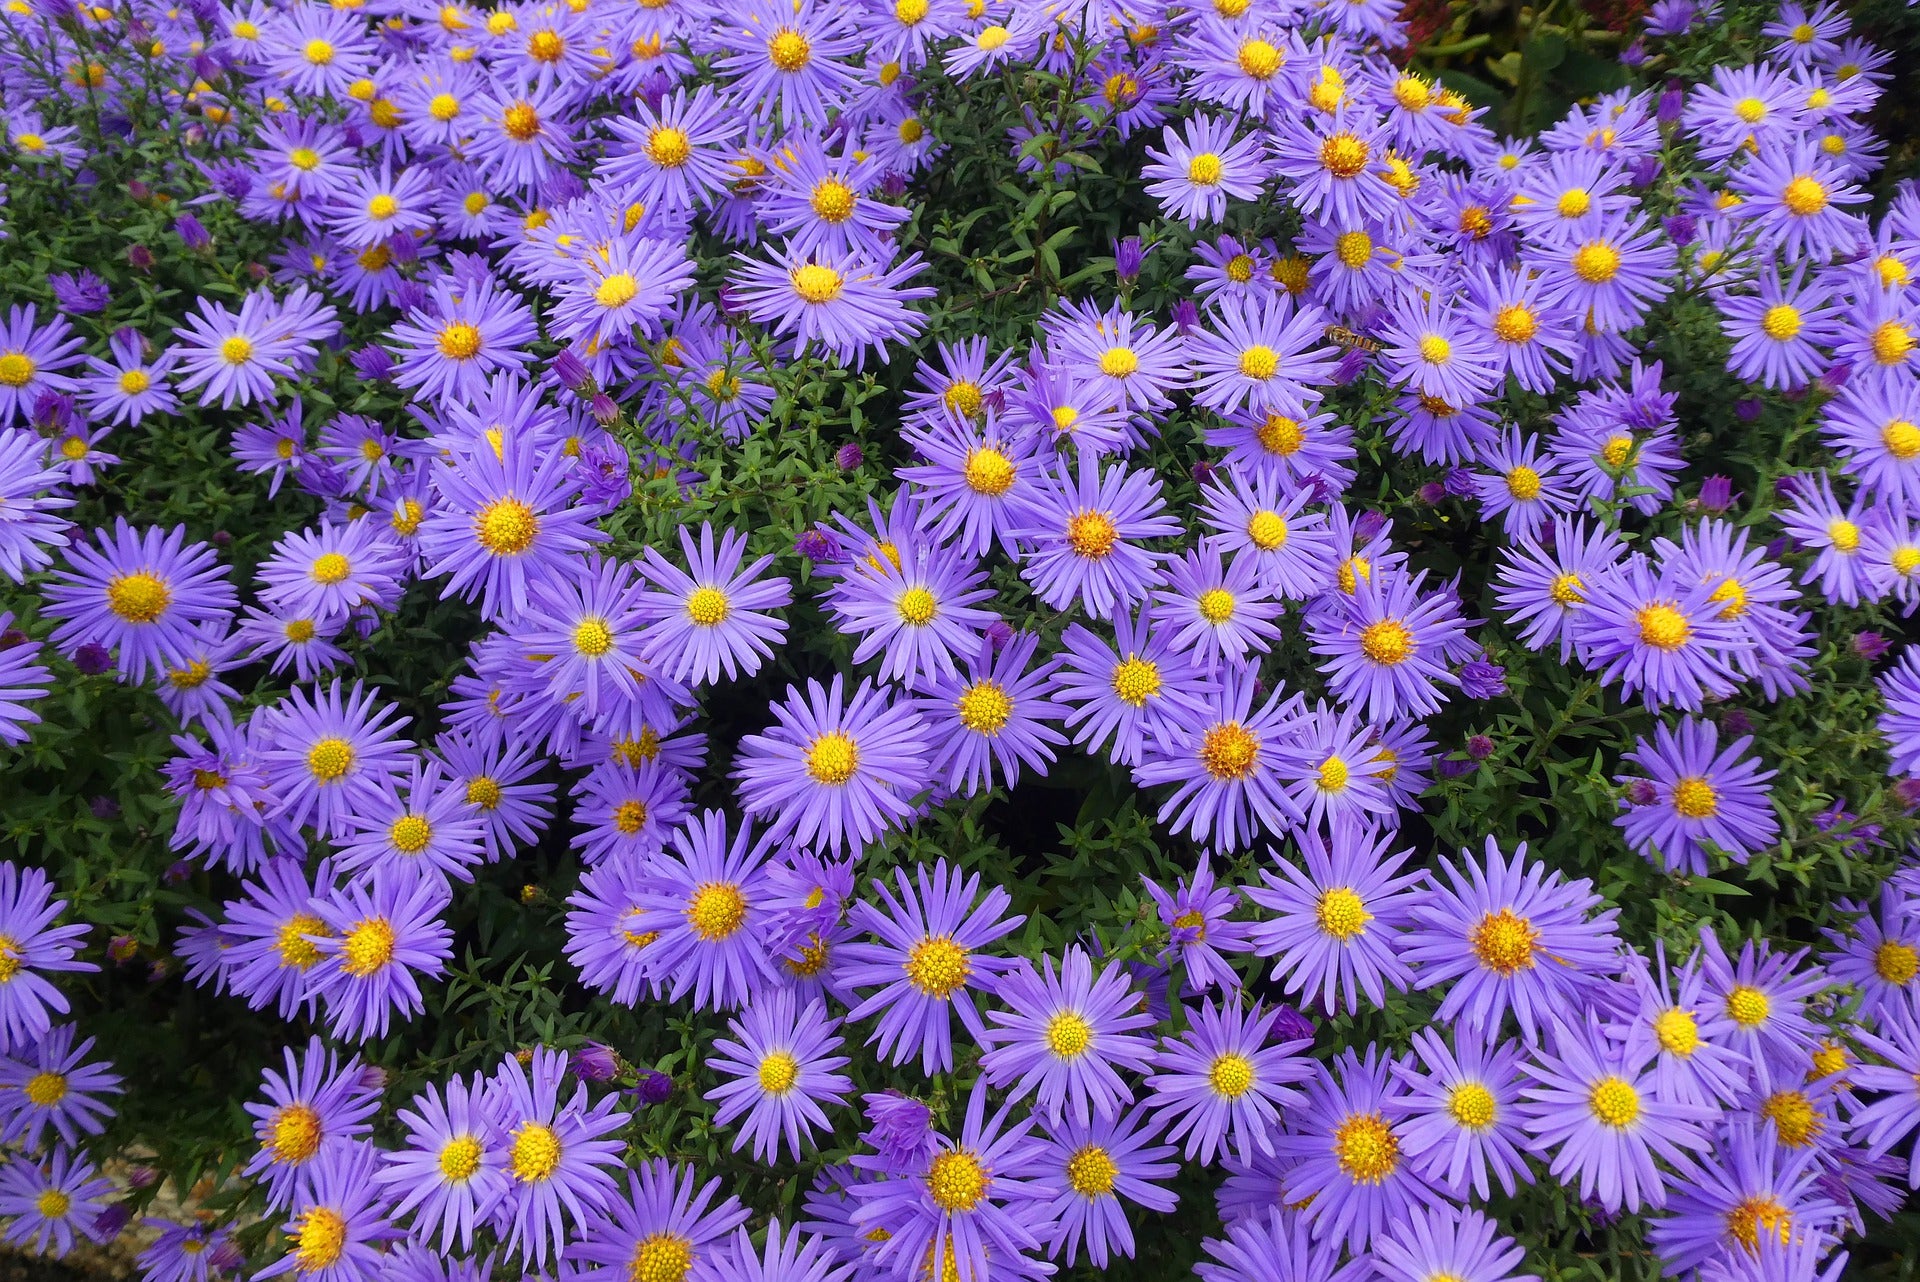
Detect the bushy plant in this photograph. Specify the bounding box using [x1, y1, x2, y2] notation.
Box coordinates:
[0, 0, 1915, 1278]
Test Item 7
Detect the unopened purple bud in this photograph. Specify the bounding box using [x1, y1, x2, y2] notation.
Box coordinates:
[1326, 348, 1367, 387]
[163, 859, 194, 884]
[1620, 40, 1648, 66]
[1114, 236, 1143, 283]
[1416, 481, 1448, 505]
[1353, 511, 1388, 543]
[211, 530, 232, 548]
[835, 442, 865, 471]
[127, 179, 151, 203]
[392, 280, 429, 315]
[1657, 83, 1685, 125]
[127, 244, 154, 272]
[589, 392, 619, 426]
[148, 958, 172, 983]
[1662, 214, 1697, 247]
[984, 619, 1014, 652]
[1270, 1004, 1314, 1043]
[175, 212, 211, 250]
[92, 1202, 132, 1240]
[879, 171, 909, 199]
[74, 643, 113, 675]
[1735, 398, 1764, 423]
[1698, 475, 1735, 513]
[1171, 298, 1200, 336]
[1763, 535, 1790, 560]
[795, 528, 841, 562]
[125, 1167, 160, 1191]
[1193, 458, 1219, 486]
[1818, 362, 1851, 393]
[1443, 467, 1476, 498]
[632, 1068, 672, 1105]
[1772, 473, 1806, 503]
[90, 795, 119, 821]
[1466, 734, 1496, 761]
[573, 1042, 620, 1082]
[33, 391, 73, 432]
[1853, 631, 1893, 661]
[0, 630, 25, 650]
[207, 1240, 245, 1273]
[1625, 778, 1658, 806]
[1629, 156, 1661, 187]
[388, 235, 420, 266]
[551, 348, 592, 395]
[192, 52, 222, 81]
[1720, 707, 1754, 737]
[108, 935, 139, 964]
[1893, 777, 1920, 811]
[1437, 756, 1479, 778]
[357, 1065, 390, 1091]
[350, 345, 394, 382]
[1459, 659, 1508, 700]
[210, 163, 253, 201]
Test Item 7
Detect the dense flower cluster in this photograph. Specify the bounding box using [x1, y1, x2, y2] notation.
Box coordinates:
[0, 0, 1917, 1276]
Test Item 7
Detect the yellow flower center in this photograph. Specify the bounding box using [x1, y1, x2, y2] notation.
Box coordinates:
[1418, 334, 1452, 365]
[288, 147, 322, 171]
[106, 571, 171, 623]
[1571, 242, 1621, 283]
[613, 800, 648, 835]
[429, 92, 461, 120]
[674, 586, 728, 628]
[1556, 188, 1591, 218]
[1781, 175, 1828, 217]
[1110, 655, 1160, 706]
[1196, 588, 1236, 624]
[510, 1122, 561, 1182]
[1319, 133, 1369, 178]
[1316, 886, 1370, 939]
[895, 0, 928, 20]
[1726, 985, 1770, 1027]
[1238, 344, 1278, 380]
[1099, 346, 1138, 377]
[1469, 908, 1537, 975]
[1066, 510, 1119, 558]
[687, 883, 747, 941]
[1258, 414, 1304, 455]
[1895, 546, 1920, 577]
[1394, 75, 1430, 110]
[1199, 722, 1259, 780]
[306, 737, 355, 782]
[791, 263, 843, 304]
[1502, 465, 1542, 501]
[1492, 304, 1537, 344]
[527, 28, 563, 60]
[0, 353, 35, 391]
[1733, 96, 1767, 123]
[1317, 754, 1350, 793]
[805, 731, 859, 784]
[303, 37, 334, 63]
[1588, 1076, 1640, 1128]
[895, 586, 938, 626]
[1246, 510, 1287, 549]
[926, 1151, 988, 1212]
[1045, 1010, 1092, 1059]
[1447, 1082, 1496, 1130]
[117, 369, 151, 395]
[757, 1050, 798, 1095]
[1670, 776, 1718, 818]
[1065, 1144, 1118, 1196]
[1359, 619, 1413, 666]
[23, 1070, 66, 1107]
[1333, 1113, 1400, 1183]
[595, 273, 639, 309]
[905, 936, 971, 997]
[974, 23, 1009, 50]
[36, 1190, 70, 1221]
[810, 178, 856, 223]
[572, 616, 614, 657]
[1187, 152, 1223, 186]
[1333, 230, 1373, 268]
[1761, 1090, 1819, 1146]
[476, 499, 538, 555]
[1225, 253, 1256, 282]
[439, 1135, 482, 1181]
[964, 448, 1015, 495]
[1654, 1007, 1699, 1056]
[1876, 322, 1917, 366]
[1875, 940, 1919, 985]
[628, 1233, 694, 1282]
[956, 681, 1013, 734]
[389, 814, 433, 853]
[1727, 1196, 1791, 1255]
[1809, 1041, 1847, 1078]
[1881, 419, 1920, 460]
[341, 917, 395, 976]
[767, 29, 811, 71]
[304, 552, 351, 587]
[292, 1207, 347, 1272]
[1760, 304, 1802, 342]
[269, 1104, 323, 1164]
[1636, 604, 1690, 650]
[1548, 573, 1585, 607]
[220, 335, 254, 365]
[1237, 38, 1280, 78]
[438, 322, 483, 360]
[1208, 1052, 1254, 1098]
[501, 102, 540, 141]
[275, 915, 328, 970]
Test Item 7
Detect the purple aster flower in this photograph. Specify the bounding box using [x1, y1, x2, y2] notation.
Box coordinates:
[1142, 112, 1269, 228]
[698, 1220, 851, 1282]
[848, 1080, 1052, 1282]
[1649, 1116, 1844, 1273]
[1247, 825, 1422, 1013]
[0, 427, 72, 583]
[219, 858, 336, 1021]
[1052, 609, 1208, 769]
[310, 867, 452, 1042]
[0, 621, 50, 747]
[1142, 860, 1254, 996]
[136, 1220, 230, 1282]
[1730, 140, 1868, 260]
[569, 759, 691, 869]
[1391, 1027, 1533, 1202]
[386, 275, 537, 405]
[706, 989, 852, 1161]
[1133, 669, 1305, 853]
[1533, 213, 1673, 333]
[1150, 543, 1284, 675]
[627, 809, 776, 1012]
[1033, 1105, 1179, 1270]
[1373, 1206, 1530, 1282]
[48, 272, 109, 316]
[1309, 568, 1473, 723]
[253, 1144, 394, 1282]
[42, 519, 236, 684]
[1615, 717, 1779, 875]
[824, 540, 997, 689]
[1271, 1047, 1448, 1252]
[840, 861, 1024, 1075]
[256, 522, 407, 631]
[1270, 109, 1395, 226]
[1144, 998, 1312, 1166]
[256, 680, 412, 842]
[1698, 929, 1826, 1089]
[896, 413, 1040, 559]
[733, 675, 932, 856]
[1850, 1006, 1920, 1188]
[0, 1149, 114, 1258]
[486, 1047, 631, 1269]
[703, 0, 864, 129]
[1607, 944, 1748, 1109]
[1402, 836, 1622, 1042]
[0, 1023, 122, 1151]
[1822, 883, 1920, 1025]
[1044, 296, 1189, 415]
[727, 246, 931, 370]
[374, 1071, 507, 1254]
[979, 945, 1157, 1127]
[0, 306, 83, 427]
[861, 1092, 935, 1172]
[1196, 471, 1336, 600]
[241, 1038, 379, 1212]
[1195, 1207, 1362, 1282]
[1518, 1014, 1716, 1213]
[0, 863, 92, 1054]
[1576, 556, 1751, 711]
[913, 633, 1066, 794]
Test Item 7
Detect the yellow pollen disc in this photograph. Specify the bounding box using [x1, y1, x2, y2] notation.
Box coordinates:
[1875, 322, 1917, 366]
[106, 571, 171, 623]
[1045, 1010, 1092, 1059]
[896, 586, 938, 625]
[1187, 152, 1223, 186]
[943, 380, 983, 417]
[23, 1071, 67, 1106]
[1556, 188, 1591, 218]
[905, 936, 970, 997]
[1671, 776, 1718, 818]
[1883, 421, 1920, 460]
[1196, 588, 1235, 624]
[429, 92, 461, 120]
[35, 1190, 70, 1220]
[1654, 1007, 1700, 1056]
[629, 1233, 693, 1282]
[1333, 230, 1373, 268]
[341, 917, 395, 976]
[685, 586, 730, 626]
[1727, 1196, 1792, 1255]
[527, 28, 562, 60]
[1065, 1144, 1118, 1196]
[509, 1122, 561, 1183]
[1316, 755, 1351, 794]
[306, 737, 355, 782]
[1897, 544, 1920, 572]
[1359, 619, 1413, 666]
[0, 354, 34, 388]
[1781, 175, 1828, 217]
[303, 37, 333, 63]
[1237, 38, 1280, 78]
[1602, 435, 1636, 468]
[1875, 940, 1920, 985]
[895, 0, 928, 20]
[956, 681, 1013, 734]
[438, 322, 483, 360]
[1259, 415, 1304, 455]
[438, 1135, 482, 1181]
[1110, 655, 1160, 706]
[1319, 133, 1368, 178]
[476, 499, 538, 555]
[595, 273, 638, 308]
[1734, 97, 1767, 123]
[1504, 465, 1542, 501]
[1066, 511, 1119, 558]
[1636, 604, 1690, 650]
[810, 178, 856, 223]
[113, 367, 152, 395]
[1394, 75, 1430, 110]
[1246, 510, 1287, 550]
[1726, 985, 1771, 1028]
[645, 125, 691, 168]
[1469, 908, 1538, 975]
[292, 1207, 347, 1272]
[1571, 242, 1621, 283]
[305, 552, 351, 586]
[364, 193, 398, 221]
[1418, 334, 1452, 365]
[573, 616, 614, 656]
[1447, 1082, 1496, 1130]
[1199, 722, 1258, 780]
[275, 915, 328, 970]
[1208, 1052, 1254, 1099]
[613, 800, 647, 834]
[805, 731, 859, 784]
[964, 448, 1015, 495]
[1760, 304, 1802, 342]
[1315, 886, 1370, 939]
[767, 29, 811, 71]
[1337, 556, 1370, 594]
[974, 23, 1009, 50]
[389, 813, 432, 853]
[1809, 1042, 1847, 1078]
[1099, 346, 1138, 377]
[463, 193, 489, 216]
[1460, 204, 1493, 237]
[926, 1151, 988, 1212]
[757, 1050, 799, 1095]
[501, 102, 540, 141]
[270, 1104, 324, 1163]
[791, 263, 843, 304]
[220, 335, 254, 365]
[1587, 1076, 1640, 1128]
[1238, 344, 1278, 380]
[1333, 1113, 1400, 1182]
[1761, 1090, 1819, 1146]
[1492, 304, 1536, 343]
[687, 882, 747, 941]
